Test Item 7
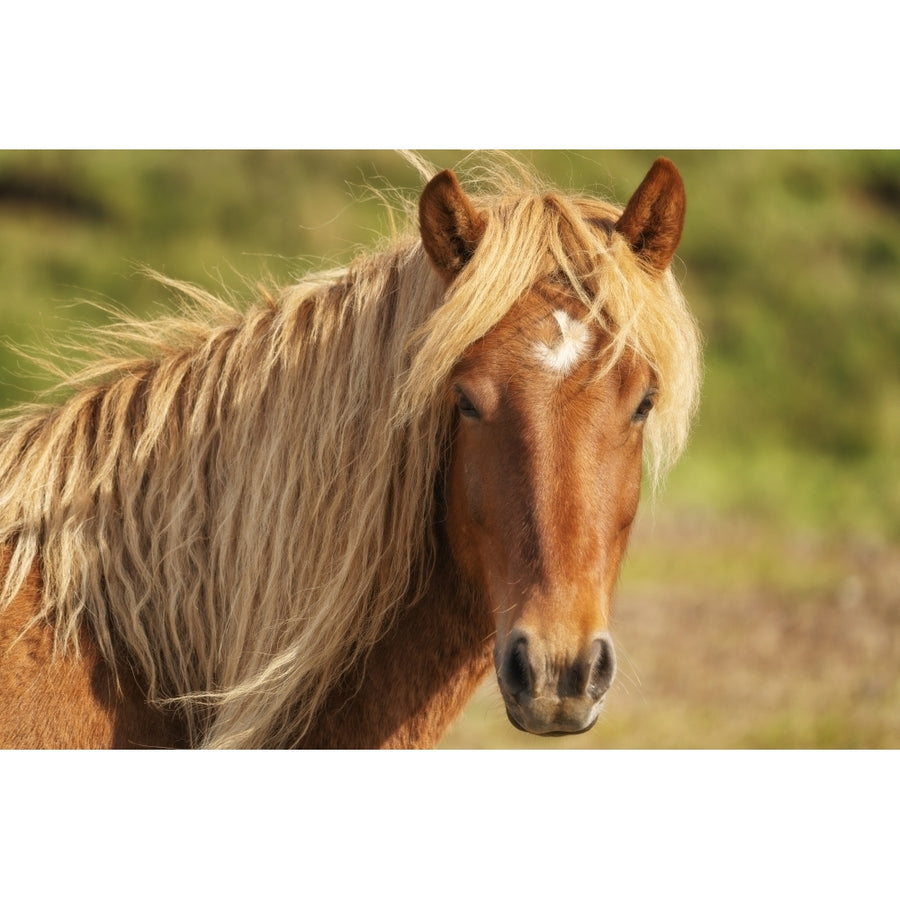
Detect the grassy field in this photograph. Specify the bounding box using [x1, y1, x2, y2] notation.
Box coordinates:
[0, 149, 897, 748]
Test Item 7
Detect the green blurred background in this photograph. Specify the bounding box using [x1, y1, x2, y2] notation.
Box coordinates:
[0, 150, 897, 748]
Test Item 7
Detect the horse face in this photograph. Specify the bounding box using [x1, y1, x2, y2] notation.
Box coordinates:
[444, 285, 651, 735]
[419, 160, 685, 737]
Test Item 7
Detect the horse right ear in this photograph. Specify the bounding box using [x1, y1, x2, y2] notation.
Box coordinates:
[615, 157, 686, 274]
[419, 170, 487, 283]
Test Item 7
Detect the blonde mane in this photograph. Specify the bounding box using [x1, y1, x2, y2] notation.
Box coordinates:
[0, 153, 701, 748]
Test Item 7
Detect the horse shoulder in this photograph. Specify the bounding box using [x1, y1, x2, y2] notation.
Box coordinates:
[0, 551, 186, 749]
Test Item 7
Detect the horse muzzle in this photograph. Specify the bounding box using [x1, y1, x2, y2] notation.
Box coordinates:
[496, 632, 616, 736]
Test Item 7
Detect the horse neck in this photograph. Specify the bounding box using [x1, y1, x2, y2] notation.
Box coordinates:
[297, 533, 494, 749]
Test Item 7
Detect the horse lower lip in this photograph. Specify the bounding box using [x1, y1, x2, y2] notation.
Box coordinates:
[543, 720, 598, 737]
[508, 717, 597, 737]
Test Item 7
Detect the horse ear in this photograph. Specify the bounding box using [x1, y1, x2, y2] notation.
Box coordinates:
[615, 157, 686, 274]
[419, 170, 487, 283]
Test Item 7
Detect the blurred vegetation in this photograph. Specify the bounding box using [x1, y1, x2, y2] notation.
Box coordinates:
[0, 150, 897, 748]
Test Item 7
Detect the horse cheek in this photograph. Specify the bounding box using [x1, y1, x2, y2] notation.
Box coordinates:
[445, 429, 489, 584]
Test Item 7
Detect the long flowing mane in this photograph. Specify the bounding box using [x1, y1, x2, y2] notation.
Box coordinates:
[0, 153, 701, 748]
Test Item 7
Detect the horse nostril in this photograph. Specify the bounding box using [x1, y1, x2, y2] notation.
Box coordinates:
[588, 636, 616, 699]
[502, 637, 532, 697]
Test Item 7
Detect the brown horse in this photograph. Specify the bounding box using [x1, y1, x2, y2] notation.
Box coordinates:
[0, 153, 701, 748]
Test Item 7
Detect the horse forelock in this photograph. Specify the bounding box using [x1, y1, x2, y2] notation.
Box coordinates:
[399, 174, 702, 490]
[0, 152, 702, 748]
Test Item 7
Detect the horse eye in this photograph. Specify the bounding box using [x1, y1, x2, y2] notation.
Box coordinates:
[632, 390, 656, 423]
[454, 387, 480, 419]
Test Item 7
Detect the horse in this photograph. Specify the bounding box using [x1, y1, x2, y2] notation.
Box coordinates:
[0, 153, 702, 748]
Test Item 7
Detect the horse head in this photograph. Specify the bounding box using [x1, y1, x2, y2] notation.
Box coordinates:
[419, 159, 686, 736]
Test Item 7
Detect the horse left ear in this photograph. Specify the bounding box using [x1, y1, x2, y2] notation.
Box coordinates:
[615, 157, 686, 274]
[419, 170, 487, 283]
